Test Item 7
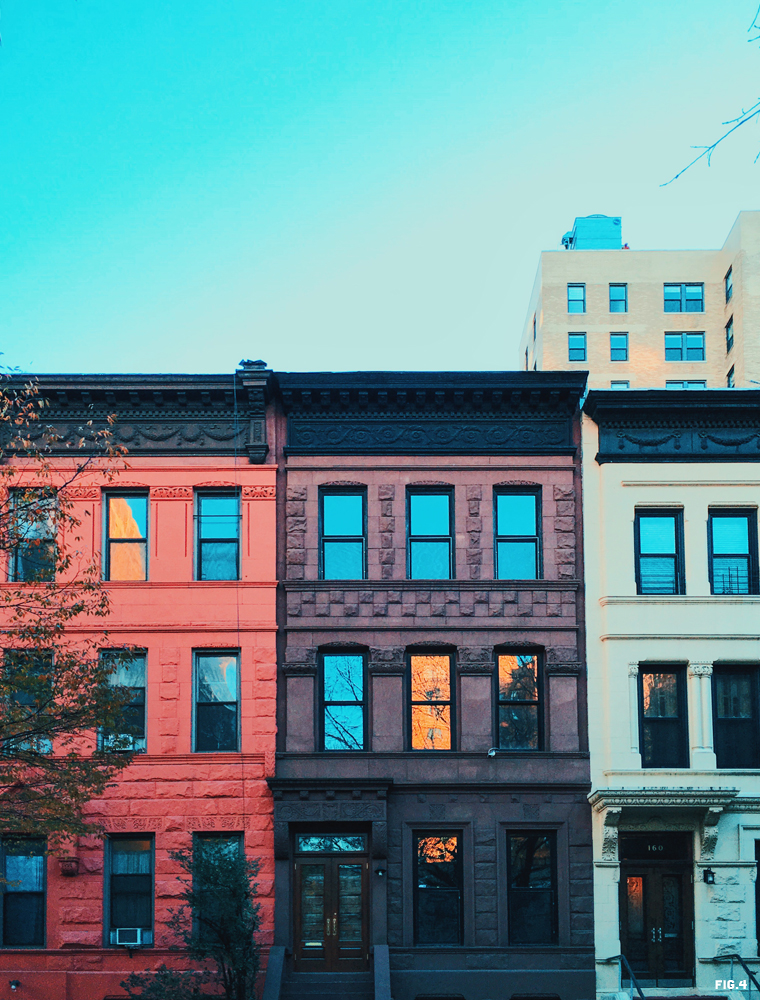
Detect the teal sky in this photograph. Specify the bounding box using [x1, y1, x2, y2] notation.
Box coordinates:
[2, 0, 759, 375]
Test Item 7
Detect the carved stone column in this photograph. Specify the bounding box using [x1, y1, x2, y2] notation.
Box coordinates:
[688, 661, 716, 769]
[628, 664, 641, 758]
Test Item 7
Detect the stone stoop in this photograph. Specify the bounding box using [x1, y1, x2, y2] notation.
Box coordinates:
[279, 970, 374, 1000]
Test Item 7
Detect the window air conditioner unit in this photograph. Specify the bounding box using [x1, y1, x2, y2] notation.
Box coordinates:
[116, 927, 143, 946]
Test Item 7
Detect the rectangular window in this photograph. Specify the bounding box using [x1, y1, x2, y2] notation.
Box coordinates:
[497, 654, 541, 750]
[506, 832, 557, 945]
[634, 510, 684, 595]
[725, 266, 733, 303]
[99, 652, 147, 752]
[495, 492, 540, 580]
[407, 491, 453, 580]
[320, 491, 366, 580]
[1, 838, 45, 946]
[196, 492, 240, 580]
[108, 837, 154, 945]
[610, 332, 629, 361]
[664, 332, 705, 361]
[410, 654, 452, 750]
[726, 316, 734, 353]
[727, 367, 735, 388]
[3, 651, 53, 755]
[664, 282, 704, 313]
[414, 832, 462, 945]
[611, 381, 630, 389]
[567, 284, 585, 313]
[708, 510, 758, 595]
[639, 667, 688, 767]
[609, 283, 628, 313]
[194, 652, 239, 752]
[194, 834, 242, 942]
[9, 490, 56, 582]
[321, 653, 365, 750]
[713, 667, 759, 768]
[105, 494, 148, 581]
[665, 381, 707, 390]
[568, 333, 587, 362]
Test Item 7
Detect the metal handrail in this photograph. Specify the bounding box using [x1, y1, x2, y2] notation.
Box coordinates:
[603, 953, 646, 1000]
[727, 954, 760, 996]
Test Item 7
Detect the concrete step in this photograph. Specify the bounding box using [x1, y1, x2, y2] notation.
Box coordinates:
[280, 971, 373, 999]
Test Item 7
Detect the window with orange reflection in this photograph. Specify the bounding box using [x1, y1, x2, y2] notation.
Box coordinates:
[497, 654, 540, 750]
[410, 654, 452, 750]
[106, 495, 148, 581]
[414, 832, 462, 944]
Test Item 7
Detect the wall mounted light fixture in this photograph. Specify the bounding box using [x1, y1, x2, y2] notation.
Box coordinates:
[703, 868, 716, 884]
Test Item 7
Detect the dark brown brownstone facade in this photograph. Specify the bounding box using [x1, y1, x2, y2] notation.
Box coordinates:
[268, 372, 593, 1000]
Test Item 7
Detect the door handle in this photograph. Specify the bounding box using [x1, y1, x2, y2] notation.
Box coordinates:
[326, 918, 331, 937]
[651, 927, 655, 943]
[658, 928, 662, 942]
[332, 916, 337, 936]
[651, 927, 662, 943]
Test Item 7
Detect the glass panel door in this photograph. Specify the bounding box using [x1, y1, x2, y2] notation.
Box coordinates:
[294, 852, 369, 972]
[619, 865, 693, 986]
[296, 863, 327, 969]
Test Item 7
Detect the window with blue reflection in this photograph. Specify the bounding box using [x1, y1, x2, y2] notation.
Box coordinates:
[709, 510, 758, 595]
[495, 493, 540, 580]
[322, 654, 365, 750]
[197, 493, 240, 581]
[296, 834, 367, 853]
[408, 492, 452, 580]
[194, 652, 239, 751]
[635, 511, 684, 595]
[321, 492, 365, 580]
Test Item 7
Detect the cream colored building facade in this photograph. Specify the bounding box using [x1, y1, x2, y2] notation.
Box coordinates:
[583, 389, 760, 997]
[520, 212, 760, 389]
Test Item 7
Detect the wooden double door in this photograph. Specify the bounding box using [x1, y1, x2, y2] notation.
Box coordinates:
[619, 834, 694, 987]
[294, 855, 369, 972]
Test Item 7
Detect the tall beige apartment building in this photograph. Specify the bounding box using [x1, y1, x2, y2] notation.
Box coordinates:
[519, 211, 760, 389]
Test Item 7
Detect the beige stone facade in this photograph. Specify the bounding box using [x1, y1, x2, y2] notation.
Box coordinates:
[583, 390, 760, 998]
[520, 212, 760, 389]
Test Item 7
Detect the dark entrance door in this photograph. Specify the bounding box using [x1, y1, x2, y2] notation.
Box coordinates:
[619, 833, 694, 987]
[294, 833, 369, 972]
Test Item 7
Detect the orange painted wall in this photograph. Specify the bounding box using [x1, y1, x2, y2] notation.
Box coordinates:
[0, 458, 277, 999]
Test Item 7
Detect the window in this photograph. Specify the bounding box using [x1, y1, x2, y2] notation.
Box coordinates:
[407, 491, 453, 580]
[609, 283, 628, 313]
[497, 653, 541, 750]
[568, 333, 586, 362]
[410, 654, 452, 750]
[105, 494, 148, 581]
[194, 652, 239, 752]
[107, 837, 153, 945]
[726, 316, 734, 353]
[610, 332, 629, 361]
[634, 510, 684, 595]
[495, 492, 540, 580]
[664, 332, 705, 361]
[713, 667, 760, 768]
[9, 490, 56, 582]
[2, 651, 53, 755]
[321, 653, 365, 750]
[194, 834, 243, 942]
[1, 838, 45, 946]
[567, 284, 585, 313]
[639, 667, 688, 767]
[320, 491, 366, 580]
[725, 266, 733, 303]
[196, 493, 239, 581]
[664, 282, 704, 312]
[506, 832, 557, 944]
[611, 381, 630, 389]
[414, 833, 462, 945]
[99, 652, 147, 752]
[708, 510, 758, 595]
[727, 367, 735, 388]
[665, 381, 707, 390]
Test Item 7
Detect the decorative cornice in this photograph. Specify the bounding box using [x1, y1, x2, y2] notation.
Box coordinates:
[628, 663, 640, 676]
[151, 486, 192, 499]
[589, 788, 739, 812]
[689, 662, 713, 677]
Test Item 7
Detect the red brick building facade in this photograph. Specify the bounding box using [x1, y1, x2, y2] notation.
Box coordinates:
[0, 369, 277, 999]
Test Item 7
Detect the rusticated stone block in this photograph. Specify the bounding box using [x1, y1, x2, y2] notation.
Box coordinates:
[381, 533, 394, 548]
[466, 549, 482, 564]
[553, 485, 575, 501]
[555, 516, 576, 531]
[381, 565, 394, 579]
[379, 550, 395, 564]
[466, 485, 483, 500]
[466, 517, 482, 532]
[378, 485, 395, 500]
[379, 517, 395, 532]
[288, 531, 304, 548]
[558, 564, 575, 578]
[380, 500, 393, 516]
[287, 486, 307, 501]
[286, 515, 307, 532]
[286, 549, 306, 565]
[285, 500, 304, 516]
